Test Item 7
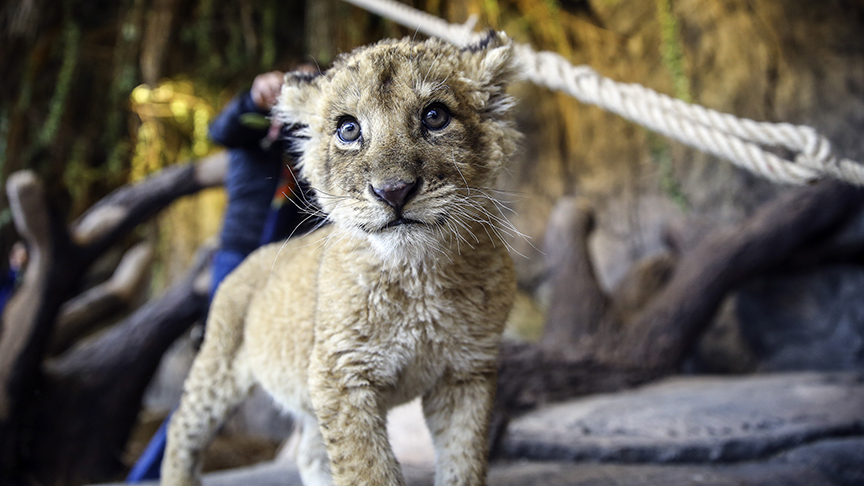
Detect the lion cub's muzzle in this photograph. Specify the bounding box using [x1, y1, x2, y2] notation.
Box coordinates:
[370, 178, 425, 230]
[371, 178, 420, 213]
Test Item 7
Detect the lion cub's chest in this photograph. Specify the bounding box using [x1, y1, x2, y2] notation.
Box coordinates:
[325, 265, 493, 406]
[244, 235, 510, 416]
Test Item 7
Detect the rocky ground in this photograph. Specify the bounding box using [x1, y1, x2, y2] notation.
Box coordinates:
[102, 371, 864, 486]
[501, 372, 864, 463]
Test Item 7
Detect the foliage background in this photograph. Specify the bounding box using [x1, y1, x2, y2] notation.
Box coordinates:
[2, 0, 864, 295]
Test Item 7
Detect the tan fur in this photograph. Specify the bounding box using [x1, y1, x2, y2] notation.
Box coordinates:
[162, 33, 519, 486]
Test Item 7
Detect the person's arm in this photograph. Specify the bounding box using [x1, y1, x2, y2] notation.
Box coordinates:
[208, 91, 266, 148]
[209, 71, 284, 148]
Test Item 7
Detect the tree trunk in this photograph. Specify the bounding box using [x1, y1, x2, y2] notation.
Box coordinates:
[29, 246, 212, 485]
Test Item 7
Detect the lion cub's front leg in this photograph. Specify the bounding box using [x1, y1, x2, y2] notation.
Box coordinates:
[309, 346, 405, 486]
[422, 369, 497, 486]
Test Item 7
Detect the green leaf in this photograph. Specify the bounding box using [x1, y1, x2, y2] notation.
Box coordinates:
[239, 113, 271, 130]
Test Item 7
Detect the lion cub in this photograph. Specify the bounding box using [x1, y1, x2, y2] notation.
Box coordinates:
[162, 32, 518, 486]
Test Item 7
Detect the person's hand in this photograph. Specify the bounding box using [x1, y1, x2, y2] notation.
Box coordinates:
[9, 242, 27, 271]
[251, 71, 284, 109]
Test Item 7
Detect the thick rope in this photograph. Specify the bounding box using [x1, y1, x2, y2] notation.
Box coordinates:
[341, 0, 864, 186]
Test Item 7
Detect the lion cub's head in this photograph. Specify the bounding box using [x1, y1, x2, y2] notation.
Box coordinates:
[274, 32, 519, 262]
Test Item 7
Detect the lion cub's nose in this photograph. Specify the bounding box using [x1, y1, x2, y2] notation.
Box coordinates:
[371, 179, 418, 213]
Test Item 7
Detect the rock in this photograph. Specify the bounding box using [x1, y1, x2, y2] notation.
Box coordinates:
[737, 266, 864, 371]
[190, 463, 305, 486]
[95, 439, 858, 486]
[199, 462, 435, 486]
[689, 297, 758, 374]
[487, 460, 835, 486]
[196, 458, 844, 486]
[94, 462, 434, 486]
[501, 372, 864, 463]
[773, 438, 864, 486]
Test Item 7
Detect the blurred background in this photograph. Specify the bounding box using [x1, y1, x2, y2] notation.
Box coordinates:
[2, 1, 864, 485]
[3, 0, 863, 302]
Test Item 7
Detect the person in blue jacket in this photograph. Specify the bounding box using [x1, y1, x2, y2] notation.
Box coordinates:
[128, 71, 319, 482]
[209, 70, 294, 296]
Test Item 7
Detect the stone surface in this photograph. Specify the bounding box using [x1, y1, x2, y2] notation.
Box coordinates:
[773, 438, 864, 486]
[737, 266, 864, 372]
[96, 443, 855, 486]
[487, 460, 835, 486]
[689, 297, 759, 374]
[197, 462, 436, 486]
[502, 372, 864, 463]
[192, 459, 842, 486]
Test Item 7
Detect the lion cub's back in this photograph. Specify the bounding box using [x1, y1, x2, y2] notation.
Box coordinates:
[239, 225, 334, 414]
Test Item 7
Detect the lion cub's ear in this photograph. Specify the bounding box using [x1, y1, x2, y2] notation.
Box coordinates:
[273, 71, 323, 128]
[459, 31, 518, 117]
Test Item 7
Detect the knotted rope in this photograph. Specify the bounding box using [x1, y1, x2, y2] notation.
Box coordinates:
[342, 0, 864, 186]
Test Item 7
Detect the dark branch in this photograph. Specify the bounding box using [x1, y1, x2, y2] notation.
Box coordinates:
[72, 152, 227, 260]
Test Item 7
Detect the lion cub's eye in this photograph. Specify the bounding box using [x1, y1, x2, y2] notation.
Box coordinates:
[422, 103, 451, 131]
[337, 117, 361, 143]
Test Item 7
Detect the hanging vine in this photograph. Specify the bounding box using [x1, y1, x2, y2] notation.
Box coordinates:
[104, 0, 147, 180]
[0, 108, 9, 187]
[654, 0, 690, 209]
[260, 0, 278, 69]
[36, 8, 81, 149]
